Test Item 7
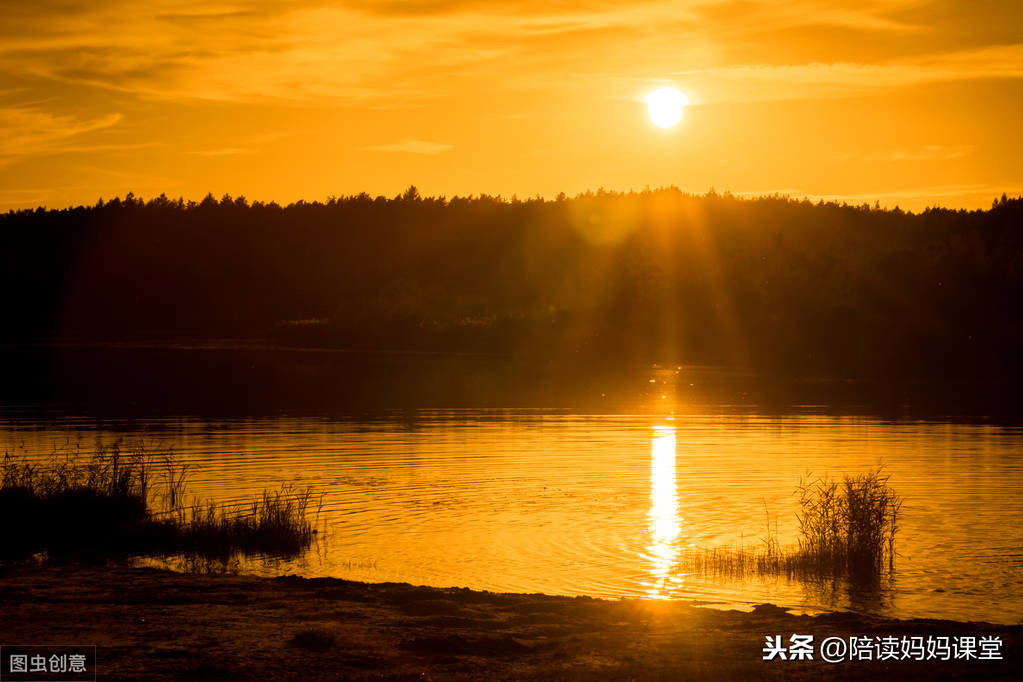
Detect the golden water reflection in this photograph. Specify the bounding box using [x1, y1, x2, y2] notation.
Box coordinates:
[646, 425, 684, 598]
[4, 411, 1023, 623]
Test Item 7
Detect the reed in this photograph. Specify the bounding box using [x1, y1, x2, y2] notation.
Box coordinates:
[678, 469, 902, 584]
[0, 442, 317, 561]
[795, 469, 901, 578]
[160, 485, 317, 557]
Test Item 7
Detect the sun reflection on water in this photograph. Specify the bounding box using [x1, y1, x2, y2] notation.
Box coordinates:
[646, 425, 683, 598]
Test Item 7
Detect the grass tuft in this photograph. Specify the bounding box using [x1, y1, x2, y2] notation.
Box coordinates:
[158, 486, 317, 558]
[795, 469, 901, 578]
[288, 628, 337, 651]
[678, 469, 902, 586]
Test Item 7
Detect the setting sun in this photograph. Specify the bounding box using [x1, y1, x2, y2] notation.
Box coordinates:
[645, 87, 688, 128]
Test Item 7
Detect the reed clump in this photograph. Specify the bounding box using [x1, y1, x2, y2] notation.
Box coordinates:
[795, 469, 901, 578]
[158, 486, 316, 558]
[679, 469, 902, 584]
[0, 442, 317, 561]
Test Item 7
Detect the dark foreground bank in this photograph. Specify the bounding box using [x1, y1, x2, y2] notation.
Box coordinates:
[0, 565, 1018, 680]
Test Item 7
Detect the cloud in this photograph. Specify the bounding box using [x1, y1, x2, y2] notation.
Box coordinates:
[884, 145, 973, 162]
[0, 1, 514, 104]
[5, 0, 1014, 108]
[672, 43, 1023, 103]
[189, 147, 253, 157]
[364, 139, 453, 154]
[0, 106, 123, 162]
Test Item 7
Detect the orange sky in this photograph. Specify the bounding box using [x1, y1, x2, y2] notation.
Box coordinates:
[2, 1, 1021, 211]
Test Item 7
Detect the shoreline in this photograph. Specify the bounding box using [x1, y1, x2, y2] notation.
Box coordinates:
[1, 564, 1018, 680]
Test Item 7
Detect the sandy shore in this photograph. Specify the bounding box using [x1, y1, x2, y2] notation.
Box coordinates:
[0, 564, 1018, 680]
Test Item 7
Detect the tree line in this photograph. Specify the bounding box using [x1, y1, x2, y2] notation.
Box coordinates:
[2, 187, 1019, 384]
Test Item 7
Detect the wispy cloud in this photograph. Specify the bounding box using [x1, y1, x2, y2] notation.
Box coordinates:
[882, 145, 973, 162]
[4, 1, 1015, 107]
[189, 147, 253, 157]
[0, 106, 124, 163]
[678, 44, 1023, 102]
[365, 139, 453, 154]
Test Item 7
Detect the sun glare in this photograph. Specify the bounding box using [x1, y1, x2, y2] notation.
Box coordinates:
[645, 87, 688, 128]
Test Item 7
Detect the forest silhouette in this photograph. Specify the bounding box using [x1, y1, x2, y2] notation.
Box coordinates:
[2, 187, 1019, 387]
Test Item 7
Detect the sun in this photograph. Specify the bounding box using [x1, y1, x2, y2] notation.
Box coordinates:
[645, 87, 688, 128]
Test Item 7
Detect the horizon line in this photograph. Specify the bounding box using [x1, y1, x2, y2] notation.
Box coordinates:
[6, 186, 1022, 216]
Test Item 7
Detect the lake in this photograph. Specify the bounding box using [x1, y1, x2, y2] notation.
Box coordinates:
[3, 378, 1021, 624]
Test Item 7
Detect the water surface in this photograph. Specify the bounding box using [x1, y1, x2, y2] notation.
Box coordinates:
[4, 407, 1021, 624]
